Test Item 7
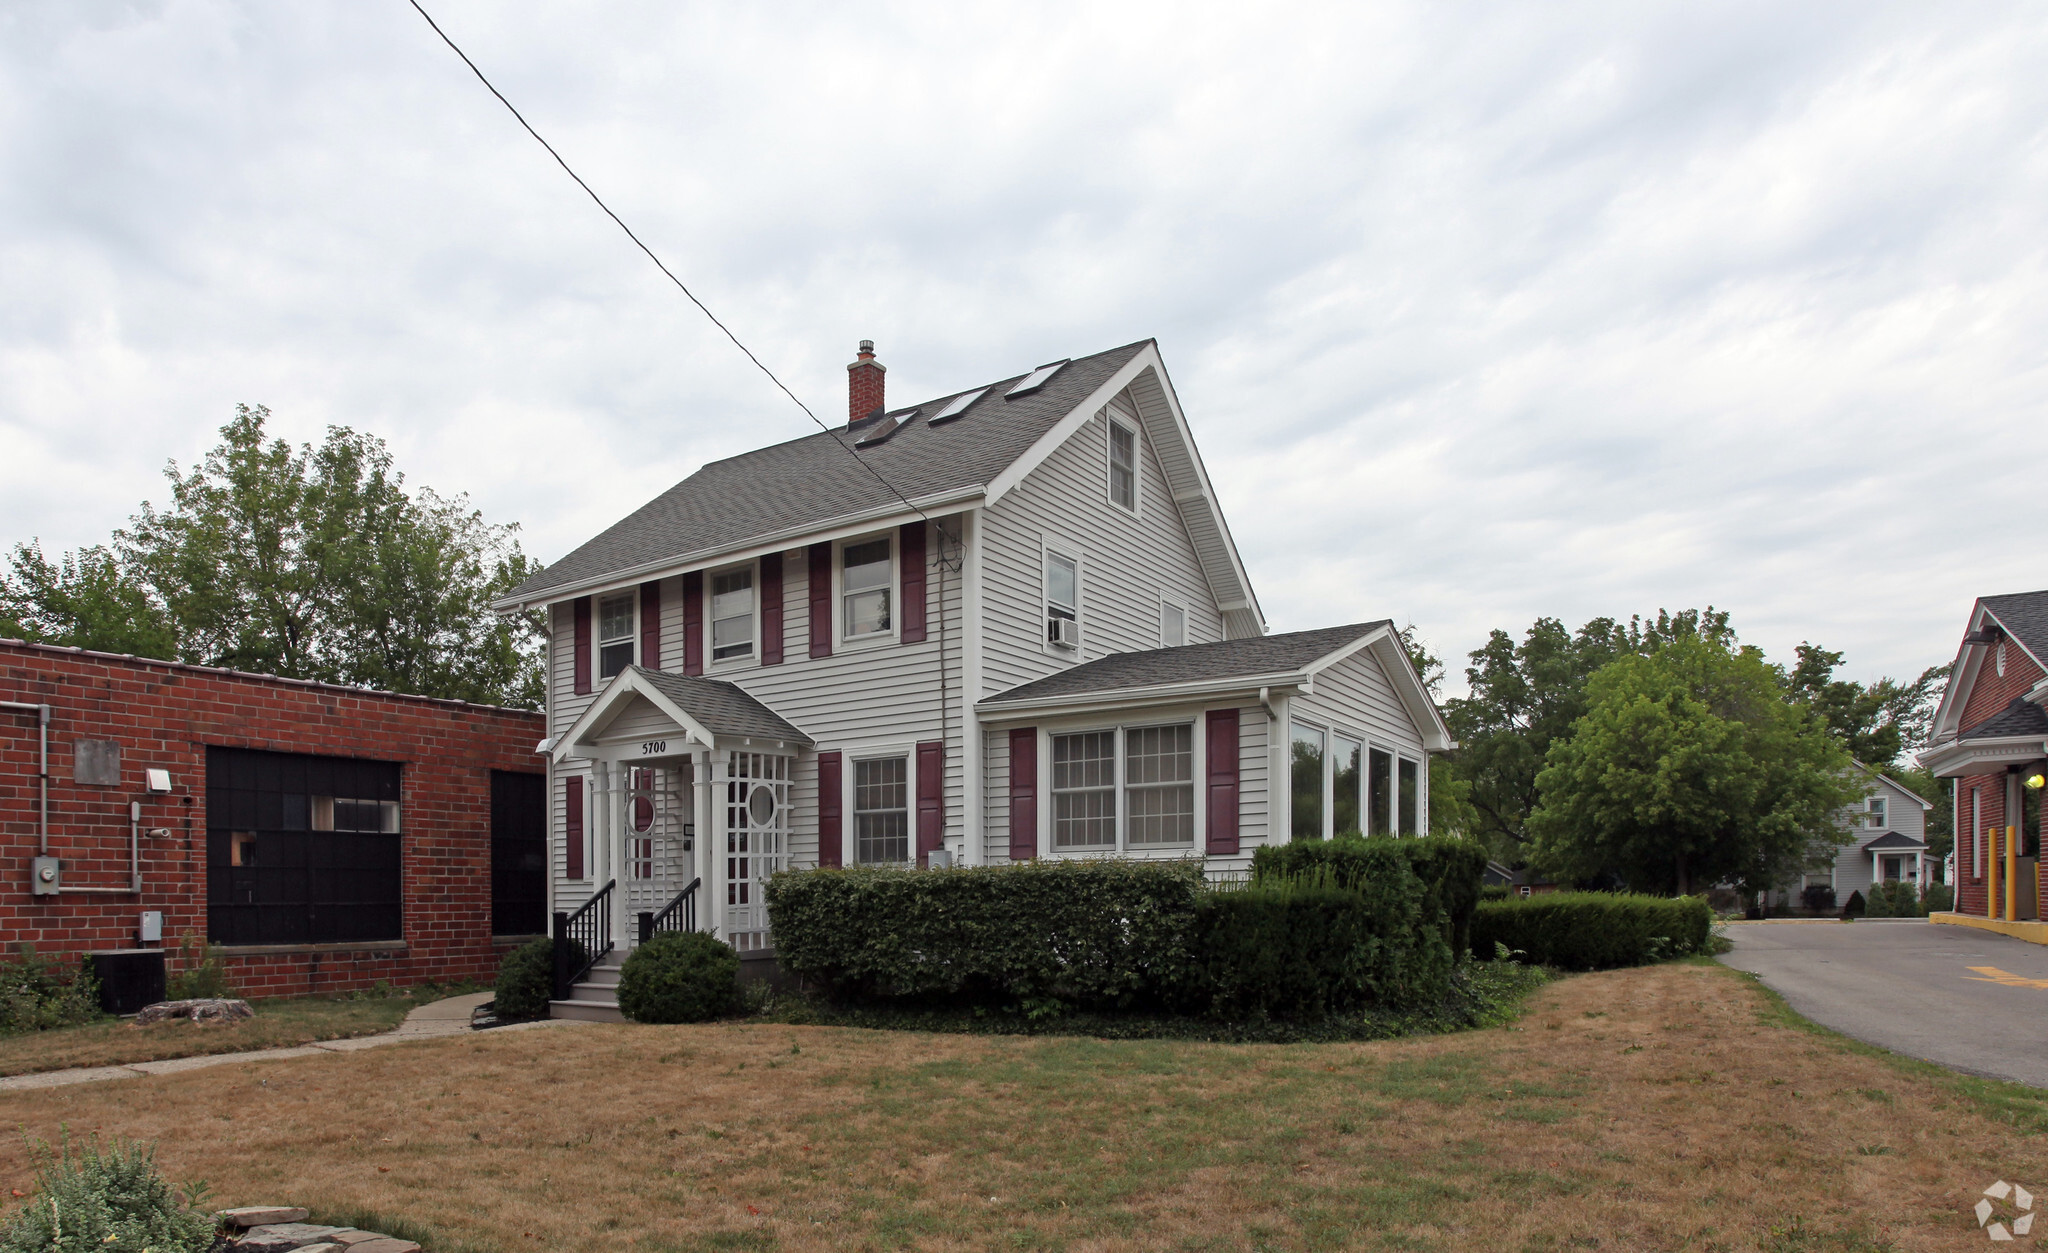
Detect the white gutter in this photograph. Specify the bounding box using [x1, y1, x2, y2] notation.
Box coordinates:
[974, 672, 1307, 721]
[491, 487, 986, 614]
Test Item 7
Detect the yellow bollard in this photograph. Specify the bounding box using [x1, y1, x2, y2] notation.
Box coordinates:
[2008, 824, 2020, 922]
[1988, 826, 2001, 920]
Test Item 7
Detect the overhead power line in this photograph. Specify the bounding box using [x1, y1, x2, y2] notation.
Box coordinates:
[404, 0, 926, 521]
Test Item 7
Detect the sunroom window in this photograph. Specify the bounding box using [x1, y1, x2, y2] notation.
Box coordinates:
[598, 593, 635, 679]
[1291, 724, 1325, 841]
[1052, 731, 1115, 849]
[1398, 757, 1419, 835]
[1367, 747, 1392, 837]
[711, 567, 755, 661]
[1125, 725, 1193, 846]
[842, 538, 892, 638]
[1332, 737, 1362, 836]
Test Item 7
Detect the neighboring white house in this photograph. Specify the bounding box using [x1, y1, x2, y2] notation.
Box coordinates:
[1770, 767, 1935, 908]
[492, 339, 1454, 1014]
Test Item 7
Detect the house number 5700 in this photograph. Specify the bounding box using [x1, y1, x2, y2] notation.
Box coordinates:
[641, 740, 668, 756]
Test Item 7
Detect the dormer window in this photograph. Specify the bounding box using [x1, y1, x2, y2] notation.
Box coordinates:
[842, 538, 893, 638]
[1108, 420, 1137, 512]
[711, 567, 755, 661]
[598, 593, 636, 679]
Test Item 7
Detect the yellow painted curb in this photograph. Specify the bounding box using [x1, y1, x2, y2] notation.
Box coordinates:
[1720, 918, 1848, 925]
[1930, 912, 2048, 945]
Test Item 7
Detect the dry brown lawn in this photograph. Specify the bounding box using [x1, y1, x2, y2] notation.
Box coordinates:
[0, 994, 427, 1077]
[1, 960, 2043, 1252]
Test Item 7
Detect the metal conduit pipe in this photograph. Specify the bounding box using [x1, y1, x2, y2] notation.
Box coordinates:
[0, 701, 50, 855]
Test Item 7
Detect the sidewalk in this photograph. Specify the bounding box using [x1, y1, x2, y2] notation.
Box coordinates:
[0, 993, 587, 1093]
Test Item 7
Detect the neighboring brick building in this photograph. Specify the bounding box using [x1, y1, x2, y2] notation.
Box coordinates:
[0, 640, 547, 997]
[1917, 591, 2048, 920]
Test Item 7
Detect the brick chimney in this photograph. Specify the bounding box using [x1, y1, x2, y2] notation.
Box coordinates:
[847, 339, 885, 425]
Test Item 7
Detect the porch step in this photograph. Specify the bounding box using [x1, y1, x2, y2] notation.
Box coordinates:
[548, 952, 628, 1023]
[549, 997, 625, 1024]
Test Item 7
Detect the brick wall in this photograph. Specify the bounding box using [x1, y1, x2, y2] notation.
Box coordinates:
[1950, 636, 2046, 919]
[0, 641, 544, 997]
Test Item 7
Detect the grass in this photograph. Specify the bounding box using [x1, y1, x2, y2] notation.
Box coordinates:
[0, 961, 2040, 1250]
[0, 987, 461, 1077]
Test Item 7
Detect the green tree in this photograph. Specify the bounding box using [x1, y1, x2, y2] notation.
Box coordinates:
[2, 405, 545, 708]
[1398, 625, 1478, 836]
[1784, 643, 1947, 767]
[1527, 634, 1862, 898]
[1440, 608, 1736, 860]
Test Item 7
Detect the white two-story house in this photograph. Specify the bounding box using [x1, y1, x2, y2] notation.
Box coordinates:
[493, 339, 1452, 1011]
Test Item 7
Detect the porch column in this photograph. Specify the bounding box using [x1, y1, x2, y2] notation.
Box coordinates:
[613, 761, 635, 951]
[696, 748, 720, 938]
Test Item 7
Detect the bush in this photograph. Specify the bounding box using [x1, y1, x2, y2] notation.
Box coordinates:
[1800, 884, 1837, 913]
[1842, 889, 1867, 918]
[1469, 893, 1714, 970]
[1480, 884, 1513, 902]
[0, 947, 101, 1036]
[165, 933, 234, 1001]
[768, 859, 1206, 1012]
[0, 1132, 216, 1253]
[1252, 835, 1488, 957]
[1924, 882, 1955, 912]
[1867, 881, 1920, 918]
[617, 931, 741, 1023]
[1186, 861, 1453, 1018]
[493, 936, 583, 1020]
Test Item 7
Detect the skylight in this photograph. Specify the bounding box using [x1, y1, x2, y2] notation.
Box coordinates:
[1005, 360, 1069, 398]
[928, 388, 988, 425]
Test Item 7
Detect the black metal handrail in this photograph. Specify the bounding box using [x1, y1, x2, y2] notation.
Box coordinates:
[553, 878, 615, 1001]
[638, 877, 702, 944]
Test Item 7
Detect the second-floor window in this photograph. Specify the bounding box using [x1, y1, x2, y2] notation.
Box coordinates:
[843, 538, 892, 638]
[1108, 420, 1137, 511]
[1868, 796, 1887, 828]
[598, 593, 636, 680]
[1046, 549, 1078, 649]
[1160, 599, 1186, 647]
[711, 567, 754, 661]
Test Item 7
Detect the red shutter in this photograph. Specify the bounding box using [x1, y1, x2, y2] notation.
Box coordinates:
[817, 751, 843, 868]
[761, 552, 785, 666]
[682, 571, 704, 676]
[917, 740, 944, 867]
[1009, 728, 1037, 861]
[1205, 708, 1240, 856]
[808, 542, 833, 659]
[640, 580, 661, 671]
[565, 775, 585, 879]
[900, 521, 928, 644]
[572, 597, 592, 695]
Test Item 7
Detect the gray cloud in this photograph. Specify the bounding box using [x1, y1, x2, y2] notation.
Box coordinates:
[2, 0, 2042, 694]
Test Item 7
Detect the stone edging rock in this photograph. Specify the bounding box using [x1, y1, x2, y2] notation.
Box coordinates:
[215, 1207, 421, 1253]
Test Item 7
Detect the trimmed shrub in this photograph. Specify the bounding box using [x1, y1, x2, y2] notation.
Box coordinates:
[0, 946, 101, 1036]
[493, 936, 583, 1020]
[618, 931, 741, 1024]
[1800, 884, 1837, 913]
[1187, 859, 1453, 1018]
[1842, 889, 1867, 918]
[0, 1132, 216, 1253]
[1924, 882, 1955, 912]
[1252, 835, 1488, 957]
[1470, 893, 1713, 970]
[1867, 881, 1920, 918]
[767, 859, 1205, 1012]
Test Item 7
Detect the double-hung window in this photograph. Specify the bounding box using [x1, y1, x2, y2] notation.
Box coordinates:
[1108, 420, 1137, 511]
[598, 593, 636, 680]
[854, 757, 909, 864]
[711, 567, 755, 661]
[1867, 796, 1887, 829]
[842, 538, 892, 638]
[1052, 731, 1116, 848]
[1046, 549, 1079, 649]
[1124, 725, 1194, 846]
[1159, 599, 1186, 647]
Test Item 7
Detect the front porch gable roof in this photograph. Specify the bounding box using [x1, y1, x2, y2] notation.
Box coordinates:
[553, 665, 812, 762]
[1861, 830, 1927, 853]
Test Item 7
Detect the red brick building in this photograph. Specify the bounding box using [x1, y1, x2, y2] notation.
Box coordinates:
[0, 640, 547, 997]
[1918, 591, 2048, 920]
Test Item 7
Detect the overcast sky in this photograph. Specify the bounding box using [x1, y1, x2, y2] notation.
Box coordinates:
[4, 1, 2043, 695]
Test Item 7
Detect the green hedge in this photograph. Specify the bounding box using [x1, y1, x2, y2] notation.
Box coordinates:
[493, 936, 584, 1020]
[1252, 835, 1488, 957]
[1189, 855, 1452, 1018]
[1469, 893, 1713, 970]
[766, 859, 1205, 1011]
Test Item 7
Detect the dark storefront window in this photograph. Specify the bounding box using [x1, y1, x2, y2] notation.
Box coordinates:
[490, 771, 547, 936]
[206, 747, 402, 946]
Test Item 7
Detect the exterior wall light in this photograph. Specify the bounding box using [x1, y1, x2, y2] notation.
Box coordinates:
[2026, 772, 2046, 790]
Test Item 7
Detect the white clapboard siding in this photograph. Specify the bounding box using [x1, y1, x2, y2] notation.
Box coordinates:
[979, 391, 1230, 698]
[1823, 777, 1934, 900]
[1287, 647, 1429, 760]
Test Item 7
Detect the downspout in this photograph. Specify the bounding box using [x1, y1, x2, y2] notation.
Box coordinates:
[0, 702, 50, 855]
[1258, 687, 1279, 724]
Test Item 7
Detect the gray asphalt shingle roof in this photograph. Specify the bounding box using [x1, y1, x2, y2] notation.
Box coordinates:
[980, 622, 1393, 706]
[1860, 830, 1926, 852]
[1983, 589, 2048, 669]
[1961, 696, 2048, 742]
[632, 666, 813, 744]
[506, 341, 1154, 603]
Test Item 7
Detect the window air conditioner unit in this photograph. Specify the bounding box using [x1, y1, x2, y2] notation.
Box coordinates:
[1048, 617, 1080, 649]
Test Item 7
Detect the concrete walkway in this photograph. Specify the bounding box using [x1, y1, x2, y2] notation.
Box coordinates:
[0, 992, 585, 1093]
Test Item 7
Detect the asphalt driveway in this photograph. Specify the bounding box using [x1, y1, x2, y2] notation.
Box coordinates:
[1720, 919, 2048, 1088]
